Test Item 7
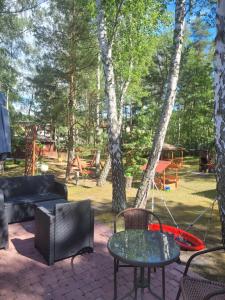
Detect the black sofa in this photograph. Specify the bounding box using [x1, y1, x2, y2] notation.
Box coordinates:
[0, 175, 67, 249]
[35, 199, 94, 265]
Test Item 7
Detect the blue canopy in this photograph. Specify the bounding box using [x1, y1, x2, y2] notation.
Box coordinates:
[0, 92, 11, 156]
[0, 92, 7, 106]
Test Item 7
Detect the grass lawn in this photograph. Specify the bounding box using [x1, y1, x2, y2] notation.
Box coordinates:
[2, 156, 225, 282]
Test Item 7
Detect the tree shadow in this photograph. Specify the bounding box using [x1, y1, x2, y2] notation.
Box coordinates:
[193, 189, 217, 200]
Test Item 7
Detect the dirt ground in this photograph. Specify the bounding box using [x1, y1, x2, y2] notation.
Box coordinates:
[2, 156, 225, 282]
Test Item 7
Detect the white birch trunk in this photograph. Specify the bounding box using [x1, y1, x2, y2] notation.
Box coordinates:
[97, 60, 132, 186]
[118, 61, 133, 128]
[214, 0, 225, 247]
[96, 53, 101, 175]
[96, 0, 126, 212]
[135, 0, 186, 208]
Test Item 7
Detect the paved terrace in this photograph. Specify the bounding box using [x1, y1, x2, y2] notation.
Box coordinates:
[0, 222, 189, 300]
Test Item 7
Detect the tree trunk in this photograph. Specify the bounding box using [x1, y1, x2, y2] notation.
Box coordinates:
[135, 0, 186, 208]
[65, 73, 76, 181]
[96, 53, 101, 175]
[96, 58, 132, 186]
[214, 0, 225, 247]
[97, 153, 111, 186]
[96, 0, 126, 212]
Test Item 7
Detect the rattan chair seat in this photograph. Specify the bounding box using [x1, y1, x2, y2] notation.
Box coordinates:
[181, 275, 225, 300]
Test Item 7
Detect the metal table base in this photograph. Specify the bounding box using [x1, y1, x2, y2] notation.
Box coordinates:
[114, 259, 165, 300]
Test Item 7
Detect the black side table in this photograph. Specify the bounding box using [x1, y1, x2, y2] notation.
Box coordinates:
[107, 229, 180, 300]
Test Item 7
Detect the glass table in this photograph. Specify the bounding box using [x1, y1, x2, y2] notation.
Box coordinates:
[107, 229, 180, 300]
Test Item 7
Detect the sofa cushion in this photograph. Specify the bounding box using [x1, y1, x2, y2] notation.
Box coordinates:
[5, 192, 62, 205]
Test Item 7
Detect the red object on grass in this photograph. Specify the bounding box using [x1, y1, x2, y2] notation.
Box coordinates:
[148, 224, 205, 251]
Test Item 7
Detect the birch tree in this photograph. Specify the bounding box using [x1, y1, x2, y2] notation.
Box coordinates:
[214, 0, 225, 246]
[96, 0, 167, 211]
[96, 0, 127, 211]
[135, 0, 186, 208]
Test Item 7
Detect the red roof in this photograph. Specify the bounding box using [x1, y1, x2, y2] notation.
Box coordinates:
[140, 160, 171, 174]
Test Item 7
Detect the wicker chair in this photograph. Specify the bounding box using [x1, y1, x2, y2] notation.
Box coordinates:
[114, 208, 162, 233]
[114, 208, 163, 279]
[176, 246, 225, 300]
[35, 199, 94, 265]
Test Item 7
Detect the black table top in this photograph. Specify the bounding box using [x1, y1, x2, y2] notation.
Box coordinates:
[107, 229, 180, 267]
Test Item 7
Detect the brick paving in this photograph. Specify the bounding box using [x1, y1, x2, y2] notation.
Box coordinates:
[0, 221, 186, 300]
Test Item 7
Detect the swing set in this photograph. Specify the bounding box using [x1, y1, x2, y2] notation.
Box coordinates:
[145, 178, 216, 251]
[71, 151, 104, 176]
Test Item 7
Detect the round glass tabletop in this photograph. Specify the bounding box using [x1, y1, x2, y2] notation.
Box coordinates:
[107, 229, 180, 267]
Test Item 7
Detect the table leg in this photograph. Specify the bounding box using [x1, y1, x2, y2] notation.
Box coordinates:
[141, 267, 144, 300]
[148, 267, 151, 291]
[134, 267, 137, 300]
[114, 258, 117, 300]
[162, 266, 165, 300]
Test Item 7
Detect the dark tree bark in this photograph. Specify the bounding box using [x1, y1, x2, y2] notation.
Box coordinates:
[214, 0, 225, 247]
[135, 0, 186, 208]
[65, 73, 76, 181]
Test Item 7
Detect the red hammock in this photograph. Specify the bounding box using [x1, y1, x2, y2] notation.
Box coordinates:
[148, 224, 205, 251]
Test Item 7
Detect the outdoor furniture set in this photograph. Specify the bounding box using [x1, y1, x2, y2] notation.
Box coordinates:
[108, 208, 225, 300]
[0, 175, 94, 265]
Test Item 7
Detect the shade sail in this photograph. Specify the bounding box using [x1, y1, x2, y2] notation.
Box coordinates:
[140, 160, 171, 174]
[0, 93, 11, 155]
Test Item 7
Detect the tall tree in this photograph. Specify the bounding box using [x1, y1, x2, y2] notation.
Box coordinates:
[96, 0, 167, 211]
[33, 0, 97, 181]
[135, 0, 186, 208]
[214, 0, 225, 246]
[96, 0, 127, 212]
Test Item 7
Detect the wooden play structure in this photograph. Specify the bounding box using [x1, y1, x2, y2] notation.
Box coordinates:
[71, 151, 103, 177]
[199, 150, 215, 173]
[161, 143, 185, 167]
[141, 160, 180, 190]
[24, 124, 58, 175]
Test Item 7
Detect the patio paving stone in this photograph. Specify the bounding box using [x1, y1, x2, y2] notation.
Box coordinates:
[0, 221, 188, 300]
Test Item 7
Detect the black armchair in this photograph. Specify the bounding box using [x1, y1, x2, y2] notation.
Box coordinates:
[35, 199, 94, 265]
[176, 246, 225, 300]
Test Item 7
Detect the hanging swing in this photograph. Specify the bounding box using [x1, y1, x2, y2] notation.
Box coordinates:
[146, 179, 216, 251]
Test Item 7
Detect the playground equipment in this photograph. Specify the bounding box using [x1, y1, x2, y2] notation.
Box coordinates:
[141, 160, 179, 190]
[24, 124, 57, 176]
[145, 179, 212, 251]
[160, 143, 185, 166]
[199, 150, 215, 173]
[139, 161, 216, 251]
[71, 151, 103, 177]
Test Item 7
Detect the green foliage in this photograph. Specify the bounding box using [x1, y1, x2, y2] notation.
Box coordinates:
[124, 165, 142, 177]
[167, 17, 214, 149]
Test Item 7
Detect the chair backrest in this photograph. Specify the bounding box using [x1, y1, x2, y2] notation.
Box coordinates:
[54, 199, 93, 260]
[114, 208, 162, 233]
[0, 175, 55, 199]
